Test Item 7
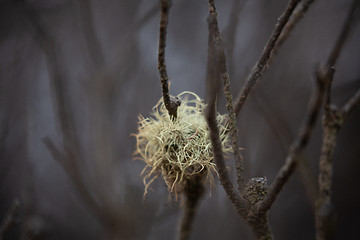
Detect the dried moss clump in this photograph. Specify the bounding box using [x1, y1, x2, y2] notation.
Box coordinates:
[134, 91, 231, 197]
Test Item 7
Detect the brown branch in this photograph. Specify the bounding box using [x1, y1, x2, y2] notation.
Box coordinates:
[271, 0, 316, 58]
[176, 7, 215, 240]
[315, 85, 360, 240]
[0, 199, 20, 239]
[259, 66, 329, 213]
[341, 87, 360, 117]
[327, 0, 360, 68]
[316, 110, 339, 240]
[158, 0, 180, 119]
[206, 1, 314, 238]
[243, 178, 273, 240]
[234, 0, 301, 116]
[205, 5, 245, 215]
[208, 0, 245, 193]
[177, 176, 204, 240]
[252, 91, 318, 210]
[315, 2, 360, 239]
[205, 98, 245, 215]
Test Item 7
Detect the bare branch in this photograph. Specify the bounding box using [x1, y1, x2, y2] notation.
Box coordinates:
[271, 0, 316, 58]
[316, 3, 360, 238]
[316, 110, 339, 240]
[158, 0, 180, 119]
[316, 85, 360, 240]
[253, 91, 318, 210]
[205, 101, 245, 214]
[208, 0, 245, 192]
[234, 0, 301, 116]
[327, 0, 360, 67]
[341, 87, 360, 117]
[259, 67, 328, 213]
[205, 3, 245, 215]
[177, 176, 204, 240]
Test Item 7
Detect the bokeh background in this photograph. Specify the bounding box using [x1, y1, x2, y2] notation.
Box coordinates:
[1, 0, 360, 239]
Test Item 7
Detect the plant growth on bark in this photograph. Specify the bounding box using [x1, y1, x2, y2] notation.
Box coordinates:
[132, 0, 360, 239]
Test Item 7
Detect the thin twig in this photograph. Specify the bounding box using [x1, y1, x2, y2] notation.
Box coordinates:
[234, 0, 301, 116]
[327, 0, 360, 67]
[253, 90, 318, 210]
[0, 199, 20, 239]
[271, 0, 316, 58]
[205, 99, 245, 215]
[158, 0, 180, 119]
[314, 85, 360, 240]
[316, 90, 360, 240]
[259, 66, 329, 213]
[208, 0, 245, 193]
[324, 0, 360, 105]
[341, 87, 360, 117]
[205, 6, 245, 215]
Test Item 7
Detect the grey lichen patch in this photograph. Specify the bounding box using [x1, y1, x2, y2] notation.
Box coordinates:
[244, 177, 268, 206]
[134, 91, 231, 198]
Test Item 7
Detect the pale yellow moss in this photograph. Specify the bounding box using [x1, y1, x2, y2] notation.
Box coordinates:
[134, 91, 231, 198]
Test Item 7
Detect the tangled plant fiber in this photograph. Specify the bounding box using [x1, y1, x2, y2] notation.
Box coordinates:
[134, 91, 231, 198]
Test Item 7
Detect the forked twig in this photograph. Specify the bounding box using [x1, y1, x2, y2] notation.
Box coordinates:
[326, 0, 360, 68]
[316, 1, 360, 239]
[205, 2, 245, 216]
[234, 0, 301, 116]
[259, 66, 329, 213]
[208, 0, 245, 193]
[342, 88, 360, 116]
[271, 0, 316, 58]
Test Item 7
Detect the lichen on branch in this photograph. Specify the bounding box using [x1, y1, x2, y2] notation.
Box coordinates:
[134, 91, 231, 198]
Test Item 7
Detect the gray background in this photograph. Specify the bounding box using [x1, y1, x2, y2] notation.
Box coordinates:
[1, 0, 360, 239]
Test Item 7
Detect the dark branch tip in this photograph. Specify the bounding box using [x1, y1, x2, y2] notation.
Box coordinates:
[166, 97, 181, 119]
[171, 96, 181, 107]
[315, 64, 335, 89]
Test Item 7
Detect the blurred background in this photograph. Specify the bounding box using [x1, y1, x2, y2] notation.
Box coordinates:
[0, 0, 359, 239]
